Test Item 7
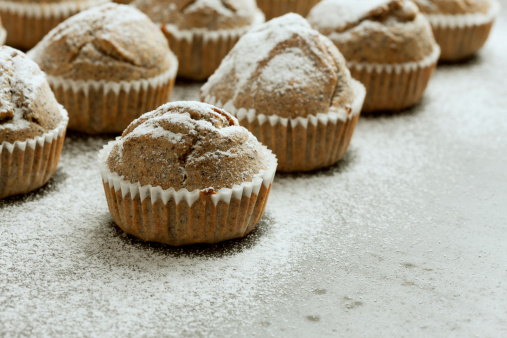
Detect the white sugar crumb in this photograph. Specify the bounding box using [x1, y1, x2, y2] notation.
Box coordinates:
[0, 47, 46, 131]
[1, 15, 507, 337]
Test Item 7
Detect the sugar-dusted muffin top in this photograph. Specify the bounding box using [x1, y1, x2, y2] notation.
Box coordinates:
[28, 3, 174, 82]
[307, 0, 437, 63]
[0, 47, 62, 144]
[106, 101, 268, 192]
[412, 0, 493, 14]
[200, 13, 355, 118]
[132, 0, 263, 30]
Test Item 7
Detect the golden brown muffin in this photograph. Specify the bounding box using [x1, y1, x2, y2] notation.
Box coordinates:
[0, 0, 109, 50]
[201, 13, 366, 172]
[0, 46, 68, 199]
[99, 101, 277, 245]
[257, 0, 321, 20]
[412, 0, 500, 61]
[28, 3, 178, 134]
[133, 0, 265, 80]
[308, 0, 440, 112]
[0, 16, 5, 46]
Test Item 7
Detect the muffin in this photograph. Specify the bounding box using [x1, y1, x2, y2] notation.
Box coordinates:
[413, 0, 500, 61]
[28, 3, 178, 134]
[0, 0, 109, 50]
[308, 0, 440, 112]
[0, 46, 68, 199]
[201, 14, 365, 172]
[133, 0, 265, 81]
[257, 0, 321, 20]
[98, 101, 277, 246]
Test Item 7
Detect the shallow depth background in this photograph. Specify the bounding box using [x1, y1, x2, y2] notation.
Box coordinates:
[1, 8, 507, 337]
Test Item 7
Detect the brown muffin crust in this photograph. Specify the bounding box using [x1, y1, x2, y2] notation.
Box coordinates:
[413, 0, 492, 14]
[0, 47, 62, 144]
[106, 101, 268, 192]
[201, 13, 355, 118]
[308, 0, 437, 63]
[28, 3, 174, 82]
[132, 0, 262, 30]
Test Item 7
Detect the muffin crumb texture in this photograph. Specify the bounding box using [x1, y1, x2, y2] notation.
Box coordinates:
[133, 0, 261, 30]
[28, 3, 173, 82]
[0, 46, 61, 144]
[201, 13, 355, 118]
[107, 101, 268, 191]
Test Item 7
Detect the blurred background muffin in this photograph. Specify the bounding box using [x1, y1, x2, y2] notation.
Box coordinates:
[308, 0, 440, 112]
[257, 0, 320, 20]
[133, 0, 264, 81]
[412, 0, 500, 61]
[0, 0, 109, 50]
[28, 3, 178, 134]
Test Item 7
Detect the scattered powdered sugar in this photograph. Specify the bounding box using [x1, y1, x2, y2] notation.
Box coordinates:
[0, 47, 48, 131]
[1, 15, 507, 336]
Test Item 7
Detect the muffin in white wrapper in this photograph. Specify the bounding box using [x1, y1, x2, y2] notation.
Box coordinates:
[98, 101, 278, 246]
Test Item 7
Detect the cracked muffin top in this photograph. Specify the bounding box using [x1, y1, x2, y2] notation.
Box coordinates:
[200, 14, 356, 118]
[412, 0, 493, 15]
[106, 101, 268, 192]
[307, 0, 437, 63]
[0, 47, 63, 145]
[28, 3, 175, 82]
[132, 0, 263, 31]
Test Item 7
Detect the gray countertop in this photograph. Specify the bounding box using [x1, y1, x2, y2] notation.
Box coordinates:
[1, 8, 507, 337]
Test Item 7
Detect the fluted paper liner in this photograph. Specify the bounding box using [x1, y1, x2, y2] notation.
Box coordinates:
[46, 54, 178, 134]
[0, 0, 108, 49]
[0, 107, 68, 199]
[98, 141, 278, 246]
[425, 0, 500, 61]
[203, 79, 366, 172]
[348, 46, 440, 113]
[256, 0, 321, 20]
[162, 12, 264, 81]
[0, 28, 6, 46]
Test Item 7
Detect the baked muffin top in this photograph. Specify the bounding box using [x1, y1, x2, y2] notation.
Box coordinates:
[28, 3, 175, 82]
[106, 101, 268, 192]
[307, 0, 437, 63]
[200, 13, 355, 118]
[132, 0, 263, 30]
[0, 47, 62, 145]
[412, 0, 492, 15]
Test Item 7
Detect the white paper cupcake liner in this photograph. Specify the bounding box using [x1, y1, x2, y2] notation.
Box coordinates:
[0, 0, 108, 18]
[425, 0, 500, 29]
[98, 139, 277, 245]
[0, 0, 108, 49]
[424, 1, 500, 61]
[0, 107, 68, 199]
[0, 28, 6, 45]
[44, 55, 178, 134]
[202, 79, 366, 172]
[162, 12, 264, 80]
[347, 46, 440, 112]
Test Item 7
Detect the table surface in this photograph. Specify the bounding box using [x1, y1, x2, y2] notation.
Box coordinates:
[1, 8, 507, 337]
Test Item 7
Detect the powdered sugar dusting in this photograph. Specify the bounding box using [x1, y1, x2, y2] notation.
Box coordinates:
[0, 47, 48, 131]
[201, 13, 336, 103]
[1, 14, 507, 336]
